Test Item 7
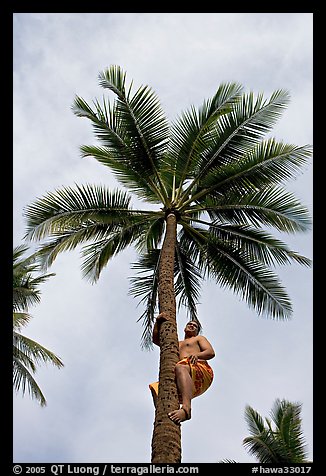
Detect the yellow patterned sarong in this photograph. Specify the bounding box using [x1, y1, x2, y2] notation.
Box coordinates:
[149, 357, 214, 402]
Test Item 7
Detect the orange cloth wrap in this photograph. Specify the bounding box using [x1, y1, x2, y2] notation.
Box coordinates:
[149, 357, 214, 402]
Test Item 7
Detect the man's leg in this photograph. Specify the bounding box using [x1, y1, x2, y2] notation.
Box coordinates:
[168, 363, 193, 423]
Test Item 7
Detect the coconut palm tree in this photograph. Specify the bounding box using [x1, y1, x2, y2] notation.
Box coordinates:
[23, 65, 311, 461]
[219, 399, 309, 463]
[13, 245, 64, 406]
[243, 399, 309, 463]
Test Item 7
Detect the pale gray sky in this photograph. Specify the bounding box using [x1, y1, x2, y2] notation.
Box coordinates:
[13, 12, 313, 463]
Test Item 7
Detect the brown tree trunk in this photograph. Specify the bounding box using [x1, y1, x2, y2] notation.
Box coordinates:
[151, 213, 181, 463]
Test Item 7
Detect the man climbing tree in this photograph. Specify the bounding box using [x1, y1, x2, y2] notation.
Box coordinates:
[150, 312, 215, 424]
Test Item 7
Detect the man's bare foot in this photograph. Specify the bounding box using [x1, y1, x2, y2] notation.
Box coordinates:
[168, 406, 191, 424]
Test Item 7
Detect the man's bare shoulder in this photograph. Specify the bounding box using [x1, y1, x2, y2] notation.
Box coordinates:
[197, 335, 213, 346]
[197, 335, 208, 342]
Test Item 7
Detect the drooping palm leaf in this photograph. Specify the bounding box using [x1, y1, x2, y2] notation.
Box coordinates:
[13, 246, 63, 406]
[13, 329, 64, 407]
[179, 224, 293, 319]
[13, 357, 47, 407]
[13, 245, 55, 311]
[130, 240, 202, 348]
[174, 240, 201, 322]
[13, 312, 32, 330]
[189, 221, 311, 267]
[129, 249, 161, 349]
[190, 186, 311, 234]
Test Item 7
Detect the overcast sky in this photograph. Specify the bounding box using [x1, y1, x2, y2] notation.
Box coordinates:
[13, 12, 313, 464]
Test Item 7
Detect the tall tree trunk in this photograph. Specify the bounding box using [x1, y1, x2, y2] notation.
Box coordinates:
[151, 213, 181, 463]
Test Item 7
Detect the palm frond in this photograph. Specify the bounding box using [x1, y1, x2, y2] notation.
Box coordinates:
[134, 216, 166, 252]
[180, 89, 291, 200]
[24, 184, 135, 241]
[243, 433, 281, 463]
[180, 225, 293, 319]
[270, 399, 308, 463]
[80, 145, 162, 204]
[198, 140, 312, 197]
[97, 65, 170, 202]
[80, 214, 154, 282]
[175, 240, 201, 322]
[192, 186, 311, 234]
[243, 400, 309, 463]
[13, 357, 47, 407]
[190, 221, 311, 268]
[73, 92, 167, 203]
[13, 246, 56, 311]
[129, 249, 161, 349]
[167, 82, 243, 191]
[13, 312, 32, 330]
[245, 405, 267, 435]
[13, 332, 64, 368]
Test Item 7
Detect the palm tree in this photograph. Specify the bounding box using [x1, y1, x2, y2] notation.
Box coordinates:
[243, 399, 309, 463]
[23, 65, 312, 461]
[219, 399, 309, 463]
[13, 245, 64, 406]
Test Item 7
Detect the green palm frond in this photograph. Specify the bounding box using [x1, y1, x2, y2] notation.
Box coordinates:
[74, 65, 170, 204]
[13, 332, 64, 368]
[134, 216, 166, 252]
[191, 186, 311, 234]
[243, 433, 281, 463]
[98, 65, 169, 160]
[129, 249, 161, 349]
[129, 241, 202, 348]
[13, 357, 47, 406]
[13, 245, 55, 311]
[24, 184, 134, 241]
[180, 225, 292, 319]
[179, 89, 291, 203]
[24, 183, 165, 280]
[13, 332, 63, 407]
[13, 245, 63, 406]
[190, 222, 311, 268]
[13, 312, 32, 330]
[167, 82, 243, 191]
[245, 405, 267, 435]
[243, 400, 309, 463]
[79, 145, 161, 204]
[80, 214, 157, 282]
[270, 399, 308, 463]
[72, 91, 166, 203]
[197, 140, 312, 197]
[175, 240, 201, 321]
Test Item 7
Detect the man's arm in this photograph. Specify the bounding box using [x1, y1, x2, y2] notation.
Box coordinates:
[197, 336, 215, 360]
[152, 312, 169, 346]
[188, 336, 215, 363]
